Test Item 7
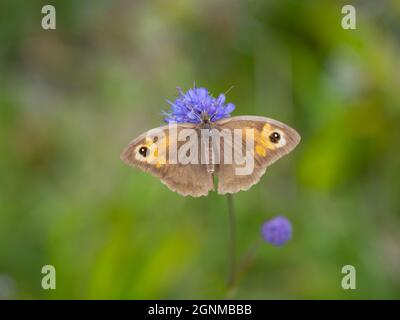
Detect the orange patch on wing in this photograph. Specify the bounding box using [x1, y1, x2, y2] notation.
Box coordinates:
[255, 144, 266, 157]
[156, 156, 166, 168]
[144, 136, 168, 162]
[259, 123, 277, 150]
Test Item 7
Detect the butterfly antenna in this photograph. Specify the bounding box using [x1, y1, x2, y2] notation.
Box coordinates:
[224, 85, 235, 96]
[176, 86, 184, 96]
[188, 105, 202, 121]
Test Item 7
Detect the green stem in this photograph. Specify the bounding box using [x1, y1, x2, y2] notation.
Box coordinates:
[226, 193, 236, 289]
[237, 239, 262, 277]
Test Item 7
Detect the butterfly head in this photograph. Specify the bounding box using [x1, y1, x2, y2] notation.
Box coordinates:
[201, 111, 211, 124]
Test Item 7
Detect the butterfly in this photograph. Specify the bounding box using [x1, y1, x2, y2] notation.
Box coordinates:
[121, 114, 300, 197]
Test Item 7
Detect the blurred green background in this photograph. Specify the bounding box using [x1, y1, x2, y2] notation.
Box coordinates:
[1, 0, 400, 299]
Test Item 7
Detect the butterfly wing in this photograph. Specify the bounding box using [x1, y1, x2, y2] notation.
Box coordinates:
[121, 124, 214, 197]
[213, 115, 300, 194]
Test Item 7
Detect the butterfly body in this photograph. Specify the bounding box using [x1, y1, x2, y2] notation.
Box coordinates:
[199, 115, 216, 174]
[121, 115, 300, 197]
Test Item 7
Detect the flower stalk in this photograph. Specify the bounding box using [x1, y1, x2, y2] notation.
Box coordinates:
[226, 193, 236, 289]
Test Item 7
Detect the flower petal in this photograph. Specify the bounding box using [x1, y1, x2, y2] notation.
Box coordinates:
[224, 103, 235, 113]
[163, 87, 235, 123]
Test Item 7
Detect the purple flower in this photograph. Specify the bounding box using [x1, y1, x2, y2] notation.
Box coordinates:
[261, 216, 292, 246]
[163, 87, 235, 124]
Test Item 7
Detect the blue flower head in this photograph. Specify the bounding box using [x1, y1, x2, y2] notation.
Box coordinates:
[163, 87, 235, 124]
[261, 216, 292, 246]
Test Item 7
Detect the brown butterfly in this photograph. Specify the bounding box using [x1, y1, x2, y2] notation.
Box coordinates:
[121, 114, 300, 197]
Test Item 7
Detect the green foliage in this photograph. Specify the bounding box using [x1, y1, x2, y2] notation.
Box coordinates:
[0, 0, 399, 299]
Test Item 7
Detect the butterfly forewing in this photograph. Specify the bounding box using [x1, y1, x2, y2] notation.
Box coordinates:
[121, 124, 214, 197]
[213, 116, 300, 194]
